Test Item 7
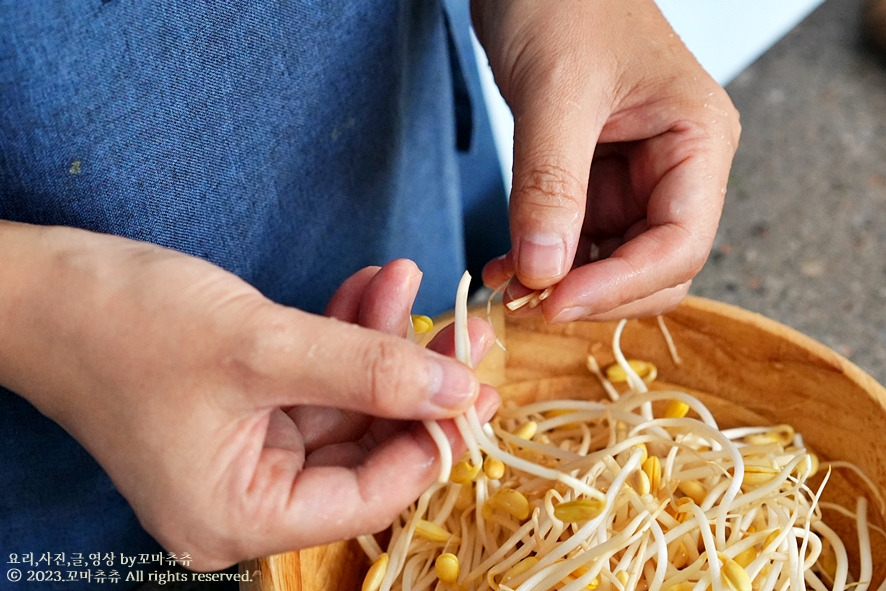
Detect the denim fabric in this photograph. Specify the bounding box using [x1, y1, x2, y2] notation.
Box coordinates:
[0, 1, 508, 589]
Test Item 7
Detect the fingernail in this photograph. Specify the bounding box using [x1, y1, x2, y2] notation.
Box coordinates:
[551, 306, 589, 324]
[519, 234, 566, 279]
[428, 358, 478, 410]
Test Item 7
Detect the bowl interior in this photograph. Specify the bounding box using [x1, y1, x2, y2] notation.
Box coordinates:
[243, 296, 886, 590]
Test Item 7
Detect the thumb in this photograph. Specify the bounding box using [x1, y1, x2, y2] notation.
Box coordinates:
[243, 305, 481, 420]
[506, 60, 606, 290]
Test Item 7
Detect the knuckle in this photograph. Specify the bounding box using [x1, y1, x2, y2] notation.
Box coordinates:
[362, 338, 412, 415]
[667, 224, 710, 280]
[655, 284, 691, 317]
[223, 307, 295, 389]
[684, 237, 712, 280]
[512, 163, 585, 213]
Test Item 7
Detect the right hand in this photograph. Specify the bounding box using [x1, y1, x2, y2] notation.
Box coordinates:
[0, 221, 499, 571]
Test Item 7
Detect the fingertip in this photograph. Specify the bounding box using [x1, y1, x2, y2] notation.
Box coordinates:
[359, 259, 423, 335]
[426, 317, 497, 368]
[482, 253, 515, 289]
[502, 279, 544, 318]
[426, 354, 481, 415]
[475, 384, 501, 423]
[325, 266, 381, 321]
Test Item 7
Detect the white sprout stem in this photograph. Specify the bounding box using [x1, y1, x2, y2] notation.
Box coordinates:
[623, 534, 650, 591]
[656, 315, 682, 365]
[805, 569, 832, 591]
[619, 390, 720, 431]
[687, 501, 724, 591]
[357, 534, 383, 561]
[423, 420, 452, 483]
[520, 448, 646, 582]
[611, 535, 644, 581]
[380, 485, 439, 591]
[496, 398, 609, 418]
[486, 279, 510, 352]
[856, 497, 873, 591]
[456, 415, 483, 469]
[463, 519, 546, 584]
[639, 416, 744, 546]
[728, 453, 808, 514]
[587, 353, 621, 402]
[647, 515, 669, 591]
[521, 512, 650, 591]
[786, 524, 802, 591]
[762, 560, 785, 591]
[826, 460, 886, 514]
[816, 501, 886, 557]
[721, 425, 783, 439]
[504, 291, 536, 310]
[464, 407, 606, 500]
[425, 271, 476, 484]
[813, 521, 850, 591]
[431, 482, 462, 527]
[797, 467, 831, 589]
[795, 526, 824, 571]
[612, 319, 651, 403]
[365, 310, 883, 591]
[454, 271, 472, 367]
[483, 534, 536, 587]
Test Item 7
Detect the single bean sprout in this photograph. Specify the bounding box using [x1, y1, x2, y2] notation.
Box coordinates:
[361, 274, 881, 591]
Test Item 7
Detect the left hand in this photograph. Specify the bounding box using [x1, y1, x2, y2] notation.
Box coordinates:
[296, 259, 498, 469]
[475, 0, 740, 322]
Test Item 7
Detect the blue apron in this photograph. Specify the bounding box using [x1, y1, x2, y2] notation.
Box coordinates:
[0, 1, 508, 588]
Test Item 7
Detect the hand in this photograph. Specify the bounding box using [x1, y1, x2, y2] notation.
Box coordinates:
[475, 0, 741, 322]
[0, 223, 499, 570]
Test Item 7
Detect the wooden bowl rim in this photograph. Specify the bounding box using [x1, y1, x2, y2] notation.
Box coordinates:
[676, 294, 886, 401]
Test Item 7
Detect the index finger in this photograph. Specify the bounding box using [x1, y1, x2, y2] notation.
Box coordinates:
[242, 385, 501, 555]
[542, 122, 736, 323]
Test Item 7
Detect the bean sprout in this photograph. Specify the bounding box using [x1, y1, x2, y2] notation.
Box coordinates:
[360, 273, 880, 591]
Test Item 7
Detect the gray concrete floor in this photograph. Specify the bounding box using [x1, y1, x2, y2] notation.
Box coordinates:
[690, 0, 886, 386]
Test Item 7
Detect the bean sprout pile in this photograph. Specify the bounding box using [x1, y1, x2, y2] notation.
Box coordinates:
[358, 274, 882, 591]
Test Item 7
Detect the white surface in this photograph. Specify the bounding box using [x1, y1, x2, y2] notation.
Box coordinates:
[655, 0, 826, 84]
[474, 0, 826, 192]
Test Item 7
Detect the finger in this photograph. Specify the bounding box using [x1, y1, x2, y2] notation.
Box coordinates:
[303, 417, 409, 469]
[424, 317, 496, 366]
[265, 385, 501, 551]
[506, 46, 606, 290]
[358, 258, 422, 337]
[502, 280, 543, 319]
[303, 384, 499, 471]
[324, 266, 381, 322]
[241, 308, 479, 419]
[290, 406, 373, 453]
[583, 153, 647, 237]
[292, 316, 495, 452]
[481, 253, 515, 293]
[262, 408, 307, 460]
[546, 281, 691, 323]
[537, 131, 731, 320]
[571, 218, 648, 270]
[302, 260, 423, 449]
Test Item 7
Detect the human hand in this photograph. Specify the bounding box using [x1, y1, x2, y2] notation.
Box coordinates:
[0, 223, 498, 570]
[474, 0, 741, 321]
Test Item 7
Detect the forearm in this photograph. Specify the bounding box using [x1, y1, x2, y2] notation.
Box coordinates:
[0, 221, 202, 429]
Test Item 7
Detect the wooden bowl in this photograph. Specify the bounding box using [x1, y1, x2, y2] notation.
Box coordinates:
[240, 295, 886, 590]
